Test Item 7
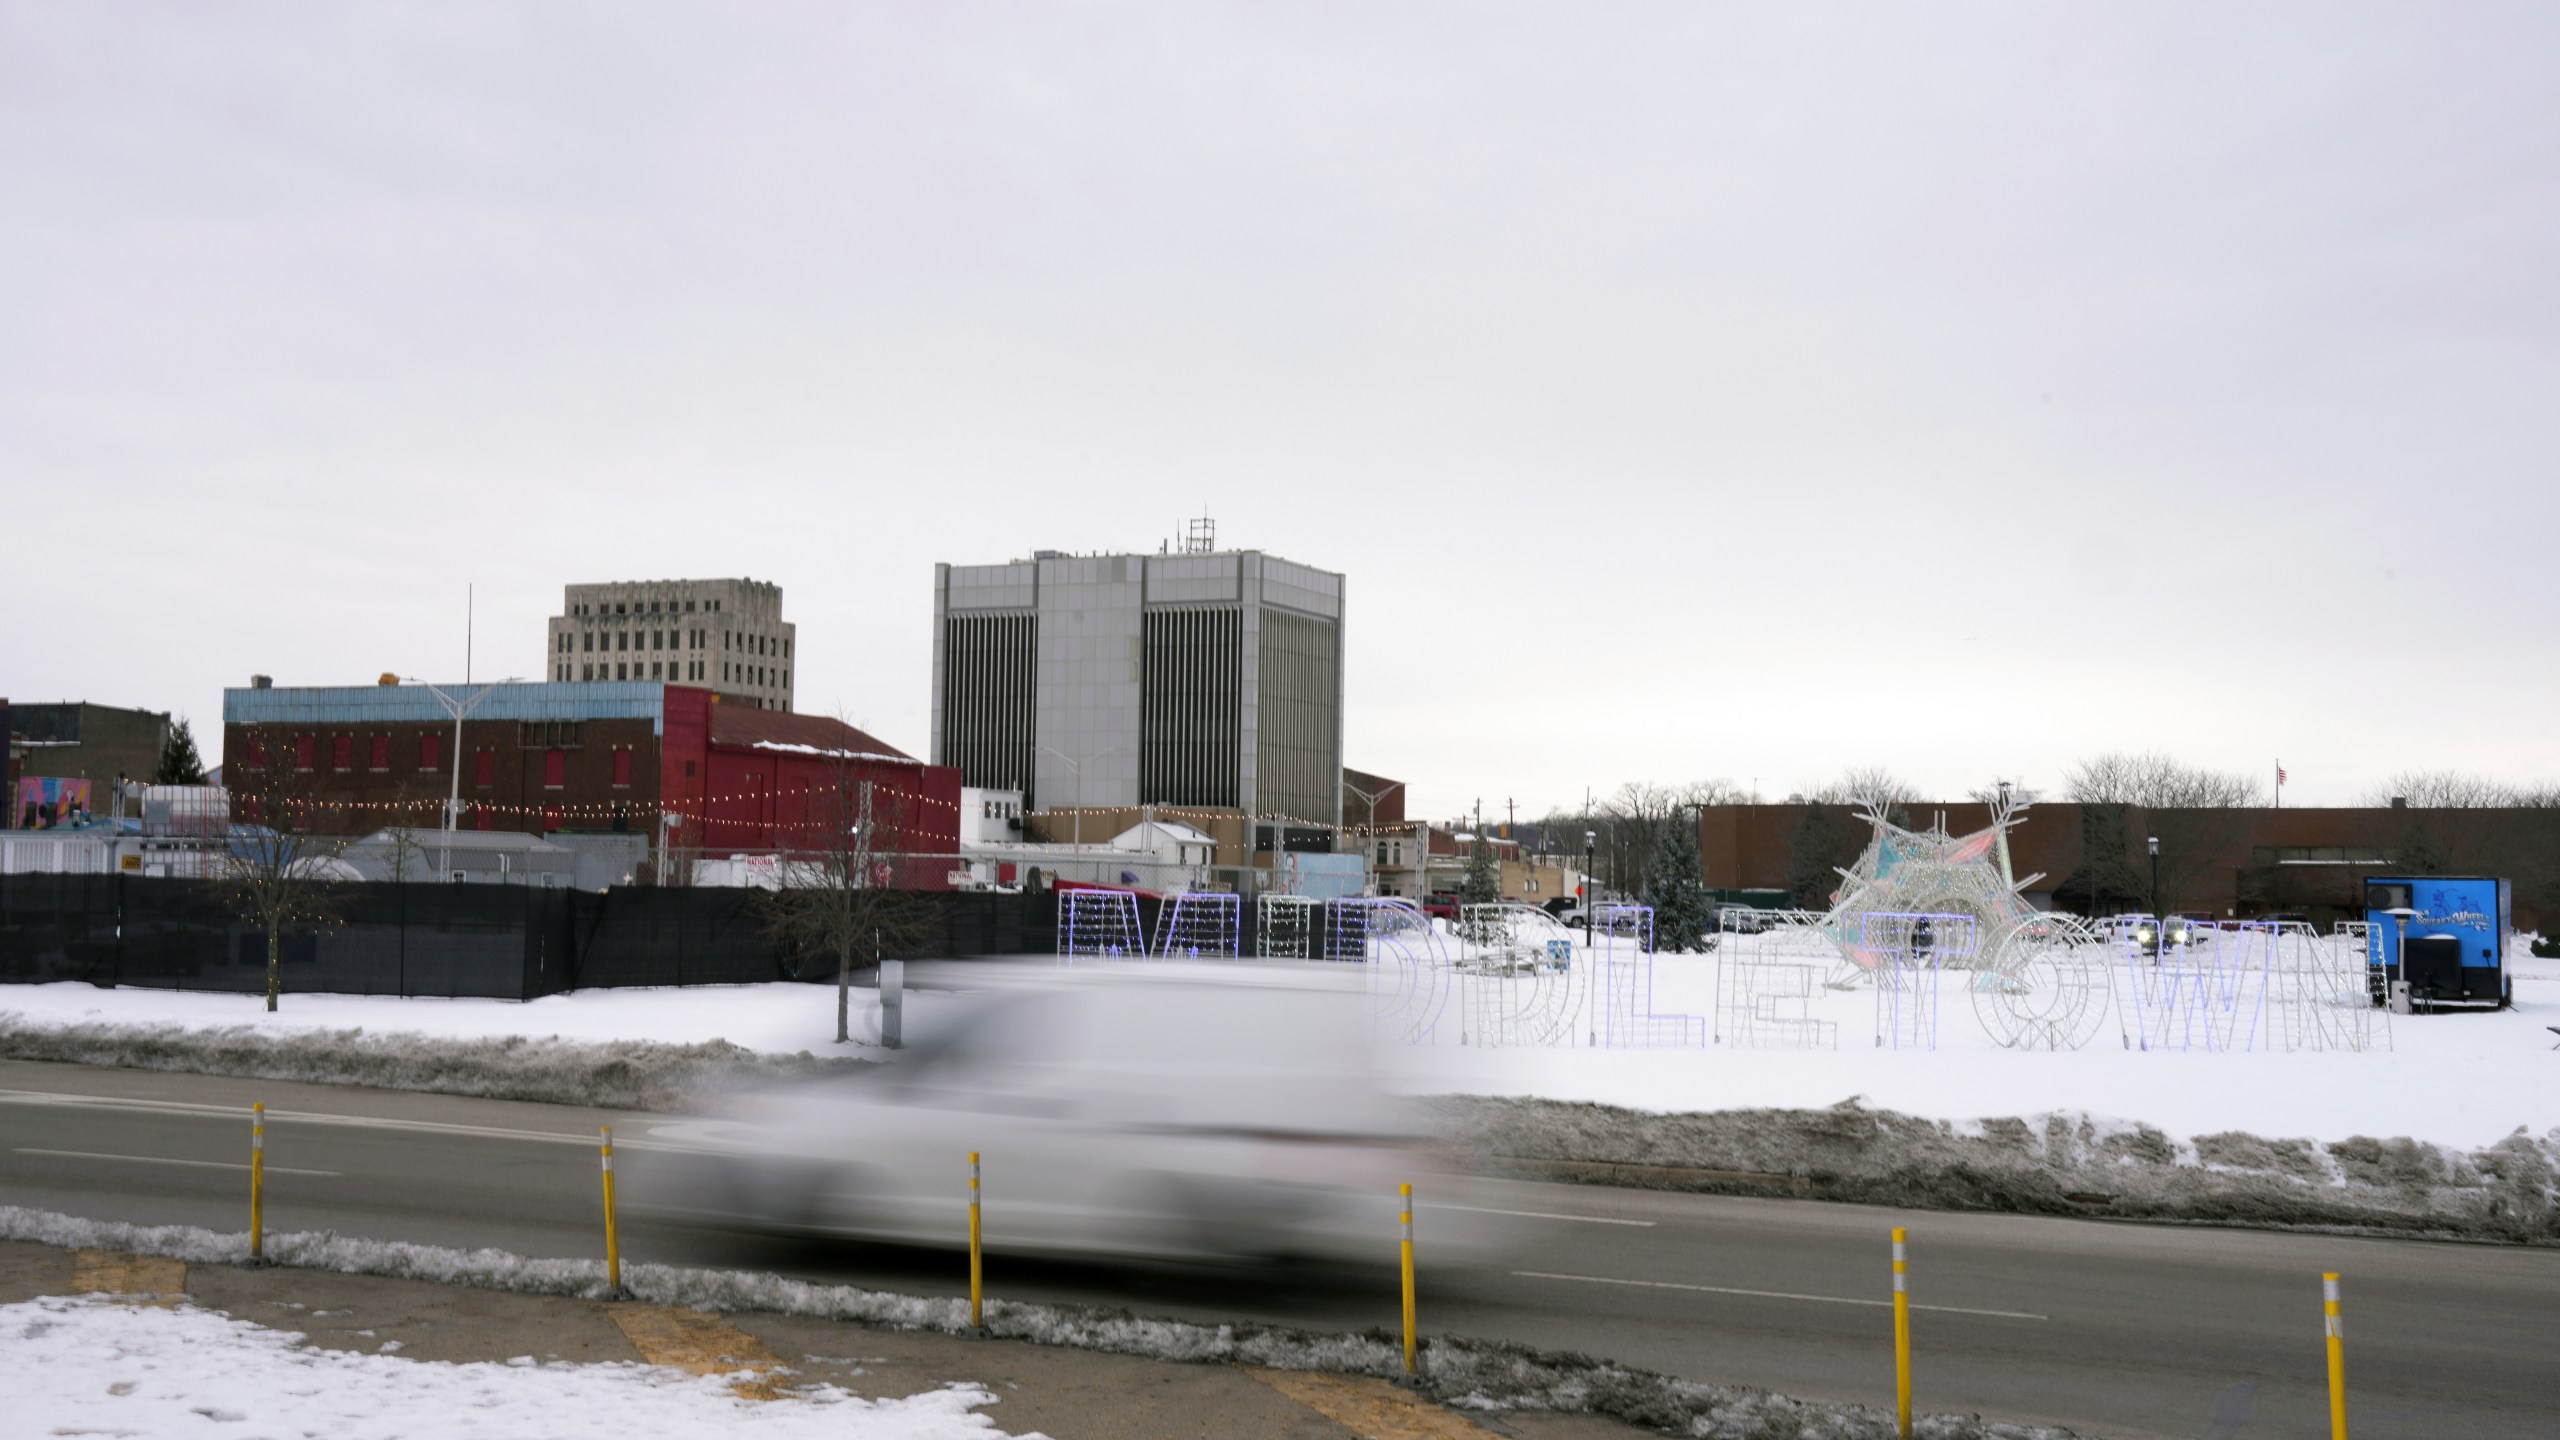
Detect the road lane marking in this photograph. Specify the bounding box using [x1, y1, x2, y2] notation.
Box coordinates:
[17, 1146, 343, 1177]
[1421, 1202, 1655, 1227]
[0, 1089, 675, 1150]
[1513, 1270, 2048, 1321]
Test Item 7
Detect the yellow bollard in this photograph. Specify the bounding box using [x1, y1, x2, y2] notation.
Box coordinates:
[599, 1125, 623, 1296]
[2324, 1272, 2348, 1440]
[1400, 1181, 1418, 1376]
[249, 1102, 266, 1263]
[968, 1151, 984, 1331]
[1892, 1226, 1912, 1439]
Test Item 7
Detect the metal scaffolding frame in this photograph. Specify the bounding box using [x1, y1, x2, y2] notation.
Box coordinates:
[1056, 888, 1145, 962]
[1153, 891, 1241, 959]
[1592, 902, 1705, 1048]
[1712, 908, 1840, 1049]
[1325, 897, 1450, 1045]
[1455, 902, 1587, 1048]
[1255, 893, 1320, 959]
[1861, 911, 1977, 1050]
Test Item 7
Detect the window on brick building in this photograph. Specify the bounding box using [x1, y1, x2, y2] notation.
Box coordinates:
[331, 735, 351, 770]
[475, 804, 492, 831]
[295, 735, 315, 770]
[420, 734, 440, 770]
[543, 804, 563, 831]
[474, 748, 494, 788]
[611, 747, 632, 787]
[370, 735, 390, 771]
[543, 748, 565, 788]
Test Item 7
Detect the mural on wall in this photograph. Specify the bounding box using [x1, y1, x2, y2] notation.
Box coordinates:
[15, 777, 93, 830]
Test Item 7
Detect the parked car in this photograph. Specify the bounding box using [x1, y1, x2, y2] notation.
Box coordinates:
[1420, 893, 1462, 921]
[627, 965, 1515, 1264]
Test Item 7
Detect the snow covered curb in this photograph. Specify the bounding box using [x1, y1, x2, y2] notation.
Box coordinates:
[0, 1016, 872, 1112]
[0, 1206, 2079, 1440]
[1448, 1096, 2560, 1245]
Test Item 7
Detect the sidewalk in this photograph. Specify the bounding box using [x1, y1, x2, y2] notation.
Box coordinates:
[0, 1240, 1646, 1440]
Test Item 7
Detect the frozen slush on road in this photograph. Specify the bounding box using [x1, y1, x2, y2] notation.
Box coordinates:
[632, 964, 1515, 1263]
[9, 1296, 1030, 1439]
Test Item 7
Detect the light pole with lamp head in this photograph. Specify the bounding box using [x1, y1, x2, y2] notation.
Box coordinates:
[1342, 778, 1407, 897]
[1034, 743, 1125, 849]
[405, 676, 522, 882]
[1584, 829, 1597, 939]
[2147, 834, 2160, 927]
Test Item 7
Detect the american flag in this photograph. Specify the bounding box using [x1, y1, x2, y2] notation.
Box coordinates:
[2277, 764, 2288, 786]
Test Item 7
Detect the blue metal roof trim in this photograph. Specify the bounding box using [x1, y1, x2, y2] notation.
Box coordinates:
[223, 682, 669, 735]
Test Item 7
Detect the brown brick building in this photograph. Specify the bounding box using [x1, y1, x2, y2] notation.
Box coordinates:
[1698, 801, 2559, 930]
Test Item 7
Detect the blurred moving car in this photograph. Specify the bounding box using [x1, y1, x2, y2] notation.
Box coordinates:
[631, 964, 1507, 1264]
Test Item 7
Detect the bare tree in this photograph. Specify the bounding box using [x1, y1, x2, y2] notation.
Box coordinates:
[1807, 766, 1919, 812]
[2358, 769, 2520, 809]
[219, 725, 351, 1012]
[755, 749, 940, 1044]
[376, 781, 438, 883]
[2062, 752, 2267, 808]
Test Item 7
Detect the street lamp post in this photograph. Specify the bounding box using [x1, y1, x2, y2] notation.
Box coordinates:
[1034, 744, 1124, 849]
[1342, 778, 1407, 898]
[2146, 834, 2160, 924]
[1584, 829, 1597, 939]
[405, 676, 520, 882]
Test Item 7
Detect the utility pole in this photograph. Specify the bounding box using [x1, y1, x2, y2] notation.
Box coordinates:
[1504, 797, 1515, 839]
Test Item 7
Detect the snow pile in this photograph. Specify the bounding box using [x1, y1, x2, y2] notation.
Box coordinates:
[0, 980, 952, 1054]
[0, 1014, 871, 1111]
[1450, 1096, 2560, 1245]
[6, 1296, 1021, 1439]
[0, 1206, 2080, 1440]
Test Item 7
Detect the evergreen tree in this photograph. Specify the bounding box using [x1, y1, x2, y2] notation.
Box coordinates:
[1642, 815, 1717, 952]
[1785, 804, 1852, 910]
[1457, 831, 1501, 906]
[152, 716, 207, 786]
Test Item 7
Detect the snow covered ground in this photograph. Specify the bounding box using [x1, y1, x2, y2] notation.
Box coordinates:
[1393, 941, 2560, 1151]
[8, 1296, 1028, 1439]
[4, 937, 2555, 1150]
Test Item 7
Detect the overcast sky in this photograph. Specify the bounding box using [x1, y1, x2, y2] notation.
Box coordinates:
[8, 3, 2555, 819]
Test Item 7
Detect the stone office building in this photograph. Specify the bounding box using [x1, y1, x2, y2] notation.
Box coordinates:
[545, 577, 796, 711]
[931, 544, 1345, 827]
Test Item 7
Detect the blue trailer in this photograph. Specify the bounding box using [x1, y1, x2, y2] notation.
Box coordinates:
[2363, 876, 2511, 1010]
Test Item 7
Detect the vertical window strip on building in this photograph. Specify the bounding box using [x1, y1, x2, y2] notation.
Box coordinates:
[1141, 606, 1240, 809]
[938, 612, 1037, 804]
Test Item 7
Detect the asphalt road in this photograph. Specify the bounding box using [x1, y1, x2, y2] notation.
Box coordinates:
[2, 1058, 2553, 1440]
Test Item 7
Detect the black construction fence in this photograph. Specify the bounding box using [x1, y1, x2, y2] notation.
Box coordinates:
[0, 874, 1082, 1001]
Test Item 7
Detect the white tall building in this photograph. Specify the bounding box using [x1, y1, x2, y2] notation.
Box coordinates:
[546, 577, 796, 711]
[930, 538, 1345, 825]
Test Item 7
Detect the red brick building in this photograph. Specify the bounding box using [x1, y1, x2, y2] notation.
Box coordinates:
[222, 679, 960, 885]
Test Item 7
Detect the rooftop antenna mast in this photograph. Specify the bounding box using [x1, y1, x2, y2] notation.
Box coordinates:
[1183, 512, 1216, 554]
